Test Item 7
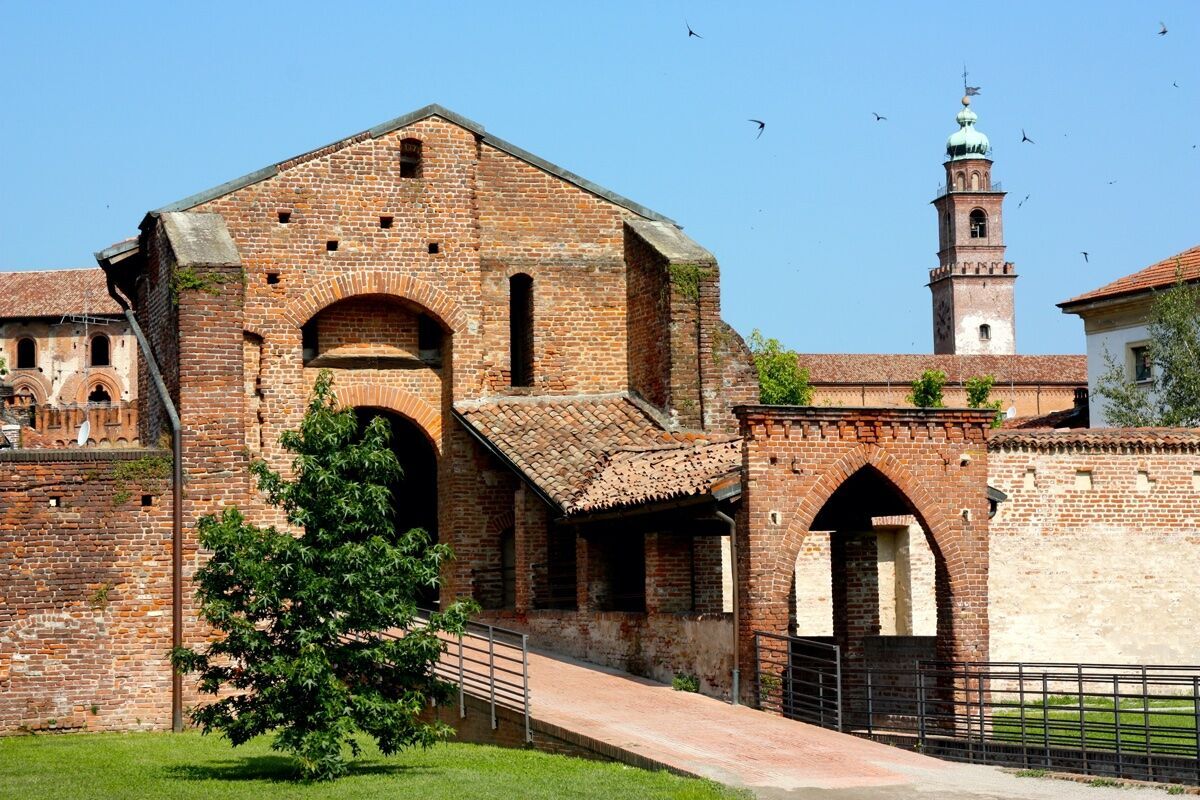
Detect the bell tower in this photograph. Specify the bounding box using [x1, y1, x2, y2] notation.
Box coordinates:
[929, 95, 1017, 355]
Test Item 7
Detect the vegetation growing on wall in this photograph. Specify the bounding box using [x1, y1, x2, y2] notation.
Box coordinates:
[111, 454, 172, 505]
[748, 330, 812, 405]
[667, 263, 714, 302]
[170, 266, 242, 306]
[965, 374, 1004, 428]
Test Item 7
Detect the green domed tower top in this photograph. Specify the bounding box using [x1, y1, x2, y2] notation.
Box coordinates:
[946, 96, 991, 161]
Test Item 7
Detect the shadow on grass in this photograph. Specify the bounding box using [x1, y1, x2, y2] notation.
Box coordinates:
[165, 756, 434, 783]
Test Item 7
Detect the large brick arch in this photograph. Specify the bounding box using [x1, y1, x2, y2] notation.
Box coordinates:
[772, 443, 957, 584]
[282, 271, 467, 334]
[332, 383, 443, 455]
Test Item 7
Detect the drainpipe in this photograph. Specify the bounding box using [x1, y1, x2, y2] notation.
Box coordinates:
[104, 277, 185, 733]
[714, 509, 739, 706]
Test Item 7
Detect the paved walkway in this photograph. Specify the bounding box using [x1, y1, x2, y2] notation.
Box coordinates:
[525, 648, 1171, 799]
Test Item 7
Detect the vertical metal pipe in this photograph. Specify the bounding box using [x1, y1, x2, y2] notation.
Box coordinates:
[834, 643, 843, 733]
[488, 625, 497, 730]
[1113, 674, 1123, 776]
[715, 511, 738, 705]
[458, 632, 465, 719]
[918, 669, 927, 750]
[1079, 664, 1088, 772]
[866, 669, 874, 736]
[522, 633, 531, 744]
[1042, 672, 1050, 767]
[1192, 676, 1199, 785]
[112, 301, 184, 733]
[1019, 663, 1028, 766]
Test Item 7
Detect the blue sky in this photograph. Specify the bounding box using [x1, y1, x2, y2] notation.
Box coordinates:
[1, 1, 1196, 354]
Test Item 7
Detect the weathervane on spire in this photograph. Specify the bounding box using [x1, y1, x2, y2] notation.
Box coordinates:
[962, 64, 982, 99]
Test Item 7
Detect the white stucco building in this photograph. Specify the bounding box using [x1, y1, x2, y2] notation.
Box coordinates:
[1059, 244, 1200, 427]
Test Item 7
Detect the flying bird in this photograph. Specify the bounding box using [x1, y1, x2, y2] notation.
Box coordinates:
[872, 112, 887, 121]
[1107, 180, 1118, 185]
[965, 86, 982, 96]
[686, 19, 702, 38]
[1018, 194, 1030, 208]
[748, 119, 765, 139]
[1021, 129, 1035, 144]
[1159, 21, 1168, 35]
[1173, 81, 1180, 88]
[1081, 251, 1090, 263]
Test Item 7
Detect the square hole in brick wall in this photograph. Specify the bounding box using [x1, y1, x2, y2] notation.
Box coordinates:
[48, 496, 62, 507]
[428, 242, 440, 254]
[277, 210, 291, 224]
[266, 272, 280, 285]
[380, 216, 393, 229]
[141, 494, 154, 507]
[326, 240, 339, 252]
[1073, 470, 1093, 490]
[1023, 468, 1036, 490]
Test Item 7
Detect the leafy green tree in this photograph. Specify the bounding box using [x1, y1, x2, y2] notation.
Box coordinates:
[965, 374, 1004, 428]
[907, 369, 947, 408]
[748, 329, 813, 405]
[171, 371, 472, 781]
[1093, 276, 1200, 427]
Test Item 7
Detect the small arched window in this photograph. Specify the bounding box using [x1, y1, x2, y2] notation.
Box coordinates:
[16, 338, 35, 369]
[955, 172, 965, 191]
[400, 138, 422, 179]
[90, 334, 110, 367]
[88, 385, 112, 404]
[969, 208, 988, 239]
[979, 324, 991, 341]
[970, 171, 980, 190]
[509, 274, 534, 387]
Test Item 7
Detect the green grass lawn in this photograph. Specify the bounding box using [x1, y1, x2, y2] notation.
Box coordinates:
[991, 696, 1198, 755]
[0, 731, 746, 800]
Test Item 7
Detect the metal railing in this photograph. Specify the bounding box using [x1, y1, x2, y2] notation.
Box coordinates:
[756, 632, 1200, 787]
[391, 609, 532, 743]
[935, 180, 1003, 198]
[755, 631, 842, 731]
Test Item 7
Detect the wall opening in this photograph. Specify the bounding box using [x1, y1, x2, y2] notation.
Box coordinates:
[16, 338, 35, 369]
[969, 208, 988, 239]
[90, 334, 110, 367]
[87, 385, 112, 404]
[509, 273, 534, 387]
[979, 324, 991, 341]
[400, 138, 422, 179]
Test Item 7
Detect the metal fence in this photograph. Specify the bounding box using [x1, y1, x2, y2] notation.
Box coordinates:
[390, 609, 531, 743]
[755, 631, 842, 731]
[755, 630, 1200, 785]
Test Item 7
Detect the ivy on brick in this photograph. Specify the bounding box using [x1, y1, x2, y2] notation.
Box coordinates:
[111, 454, 171, 506]
[668, 263, 713, 302]
[169, 266, 242, 306]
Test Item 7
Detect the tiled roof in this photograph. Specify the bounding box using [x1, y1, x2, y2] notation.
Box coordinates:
[0, 268, 122, 320]
[797, 354, 1087, 385]
[1060, 244, 1200, 309]
[989, 427, 1200, 452]
[454, 394, 741, 516]
[1000, 404, 1089, 430]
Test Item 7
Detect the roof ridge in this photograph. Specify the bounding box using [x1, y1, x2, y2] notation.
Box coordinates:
[151, 103, 676, 224]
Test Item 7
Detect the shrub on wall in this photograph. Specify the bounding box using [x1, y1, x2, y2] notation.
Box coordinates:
[748, 330, 813, 406]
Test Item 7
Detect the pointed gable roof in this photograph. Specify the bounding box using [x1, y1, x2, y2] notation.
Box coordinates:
[153, 104, 676, 225]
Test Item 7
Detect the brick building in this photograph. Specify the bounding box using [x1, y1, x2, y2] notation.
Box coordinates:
[0, 269, 139, 447]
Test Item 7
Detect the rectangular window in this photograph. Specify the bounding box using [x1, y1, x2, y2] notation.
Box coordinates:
[1130, 345, 1151, 383]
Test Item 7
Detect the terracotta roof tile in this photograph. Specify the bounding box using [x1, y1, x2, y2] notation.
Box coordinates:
[1060, 244, 1200, 308]
[797, 353, 1086, 385]
[989, 427, 1200, 452]
[455, 394, 741, 516]
[1000, 404, 1089, 430]
[0, 268, 122, 320]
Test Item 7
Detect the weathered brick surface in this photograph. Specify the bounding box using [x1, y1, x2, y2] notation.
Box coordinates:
[736, 406, 995, 700]
[0, 450, 172, 732]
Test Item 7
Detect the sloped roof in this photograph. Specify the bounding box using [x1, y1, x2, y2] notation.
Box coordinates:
[0, 268, 122, 320]
[454, 394, 741, 516]
[1000, 404, 1089, 430]
[153, 104, 675, 225]
[1060, 244, 1200, 310]
[798, 353, 1087, 385]
[989, 427, 1200, 452]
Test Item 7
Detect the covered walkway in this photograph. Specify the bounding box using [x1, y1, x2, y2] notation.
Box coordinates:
[523, 648, 1167, 799]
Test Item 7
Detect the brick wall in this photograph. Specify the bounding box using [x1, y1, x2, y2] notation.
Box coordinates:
[988, 432, 1200, 665]
[0, 450, 173, 733]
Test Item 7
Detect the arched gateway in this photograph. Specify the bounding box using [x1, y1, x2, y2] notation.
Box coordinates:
[735, 405, 995, 704]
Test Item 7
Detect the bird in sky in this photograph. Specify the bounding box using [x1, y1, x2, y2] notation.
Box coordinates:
[872, 112, 887, 121]
[1159, 21, 1168, 35]
[686, 19, 702, 38]
[965, 86, 982, 96]
[748, 119, 765, 139]
[1173, 81, 1180, 88]
[1081, 251, 1090, 263]
[1107, 180, 1118, 185]
[1018, 194, 1030, 208]
[1021, 129, 1035, 144]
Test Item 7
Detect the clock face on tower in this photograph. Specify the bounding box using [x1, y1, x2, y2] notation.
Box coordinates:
[935, 297, 952, 342]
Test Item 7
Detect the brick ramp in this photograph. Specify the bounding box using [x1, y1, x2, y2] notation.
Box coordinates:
[446, 649, 1168, 799]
